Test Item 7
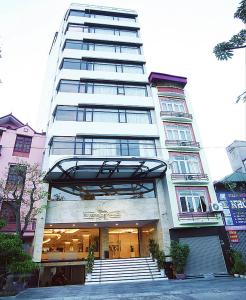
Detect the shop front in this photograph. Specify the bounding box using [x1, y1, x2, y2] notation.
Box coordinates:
[41, 224, 157, 262]
[40, 157, 167, 263]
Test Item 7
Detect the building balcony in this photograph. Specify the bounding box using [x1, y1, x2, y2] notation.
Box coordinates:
[160, 111, 192, 122]
[0, 221, 36, 234]
[65, 31, 142, 46]
[177, 212, 220, 225]
[171, 173, 209, 183]
[165, 140, 200, 150]
[67, 16, 140, 30]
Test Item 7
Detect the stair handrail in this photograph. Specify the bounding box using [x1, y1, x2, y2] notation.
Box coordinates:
[145, 257, 154, 280]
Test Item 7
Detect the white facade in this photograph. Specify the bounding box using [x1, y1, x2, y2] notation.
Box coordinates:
[33, 5, 225, 276]
[33, 4, 171, 263]
[226, 140, 246, 173]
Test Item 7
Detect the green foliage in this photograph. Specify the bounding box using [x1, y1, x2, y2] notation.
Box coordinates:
[213, 0, 246, 60]
[0, 219, 6, 229]
[170, 241, 189, 274]
[149, 239, 159, 259]
[86, 244, 95, 274]
[0, 232, 37, 274]
[148, 239, 165, 269]
[230, 250, 246, 275]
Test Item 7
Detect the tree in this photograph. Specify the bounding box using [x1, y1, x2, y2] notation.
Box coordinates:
[213, 0, 246, 61]
[0, 219, 37, 290]
[0, 162, 47, 240]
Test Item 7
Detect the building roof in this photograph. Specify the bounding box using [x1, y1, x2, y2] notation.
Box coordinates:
[215, 172, 246, 184]
[0, 113, 45, 135]
[148, 72, 187, 87]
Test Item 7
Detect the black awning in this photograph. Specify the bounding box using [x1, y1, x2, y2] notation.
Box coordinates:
[45, 157, 167, 183]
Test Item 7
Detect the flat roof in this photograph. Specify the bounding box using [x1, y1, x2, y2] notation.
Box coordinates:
[148, 72, 187, 87]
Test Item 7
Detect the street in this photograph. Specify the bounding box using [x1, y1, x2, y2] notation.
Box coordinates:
[2, 277, 246, 300]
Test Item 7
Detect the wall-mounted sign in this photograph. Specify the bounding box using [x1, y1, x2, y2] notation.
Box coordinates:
[83, 204, 121, 220]
[228, 230, 239, 243]
[217, 192, 246, 226]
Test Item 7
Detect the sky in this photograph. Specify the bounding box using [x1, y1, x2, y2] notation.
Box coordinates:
[0, 0, 245, 180]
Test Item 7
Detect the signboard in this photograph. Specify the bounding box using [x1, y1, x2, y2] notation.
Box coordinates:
[83, 204, 121, 220]
[228, 230, 239, 243]
[217, 192, 246, 226]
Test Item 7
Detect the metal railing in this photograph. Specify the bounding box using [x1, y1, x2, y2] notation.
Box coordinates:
[177, 212, 220, 222]
[160, 111, 192, 119]
[171, 173, 209, 181]
[165, 140, 200, 148]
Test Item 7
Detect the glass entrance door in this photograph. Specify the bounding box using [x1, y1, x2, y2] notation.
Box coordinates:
[108, 228, 139, 259]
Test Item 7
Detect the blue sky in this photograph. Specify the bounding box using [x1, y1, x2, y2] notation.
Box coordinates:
[0, 0, 245, 180]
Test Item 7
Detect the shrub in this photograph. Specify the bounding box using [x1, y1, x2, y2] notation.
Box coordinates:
[170, 241, 189, 274]
[231, 250, 246, 275]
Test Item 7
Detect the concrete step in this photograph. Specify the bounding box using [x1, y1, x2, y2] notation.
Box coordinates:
[92, 267, 159, 274]
[93, 257, 152, 264]
[91, 271, 162, 278]
[89, 274, 163, 282]
[86, 277, 167, 285]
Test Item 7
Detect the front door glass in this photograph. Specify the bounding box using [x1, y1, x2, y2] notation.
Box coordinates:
[108, 228, 139, 259]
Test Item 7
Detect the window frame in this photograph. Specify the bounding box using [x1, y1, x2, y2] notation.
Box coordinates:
[13, 135, 32, 154]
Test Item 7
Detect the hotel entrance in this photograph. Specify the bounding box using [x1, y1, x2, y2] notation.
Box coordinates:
[109, 228, 139, 259]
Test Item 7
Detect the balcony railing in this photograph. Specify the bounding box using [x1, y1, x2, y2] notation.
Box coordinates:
[177, 212, 220, 223]
[160, 111, 192, 119]
[0, 221, 36, 232]
[165, 140, 200, 148]
[171, 173, 209, 181]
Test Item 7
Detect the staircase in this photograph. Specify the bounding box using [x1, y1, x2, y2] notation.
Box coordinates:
[85, 257, 167, 284]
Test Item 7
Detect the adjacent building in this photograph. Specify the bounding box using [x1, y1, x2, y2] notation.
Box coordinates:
[149, 72, 229, 276]
[32, 3, 228, 282]
[0, 114, 46, 252]
[214, 140, 246, 262]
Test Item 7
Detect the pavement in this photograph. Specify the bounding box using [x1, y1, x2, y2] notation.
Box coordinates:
[1, 277, 246, 300]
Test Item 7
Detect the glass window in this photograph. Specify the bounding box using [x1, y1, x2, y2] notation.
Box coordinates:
[161, 99, 186, 112]
[93, 109, 118, 122]
[94, 27, 114, 35]
[126, 110, 150, 124]
[165, 124, 193, 141]
[125, 86, 147, 97]
[14, 135, 32, 153]
[62, 58, 81, 70]
[94, 44, 115, 52]
[51, 137, 75, 155]
[94, 84, 117, 95]
[58, 80, 79, 93]
[7, 164, 26, 185]
[170, 154, 201, 174]
[123, 65, 144, 74]
[64, 40, 83, 50]
[120, 30, 138, 37]
[178, 189, 209, 213]
[93, 63, 116, 72]
[121, 46, 140, 54]
[69, 10, 86, 17]
[56, 106, 77, 121]
[68, 24, 84, 32]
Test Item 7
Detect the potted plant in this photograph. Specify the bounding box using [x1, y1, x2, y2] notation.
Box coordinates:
[170, 241, 189, 279]
[85, 245, 95, 281]
[230, 250, 246, 278]
[157, 250, 165, 276]
[149, 239, 159, 261]
[149, 239, 165, 276]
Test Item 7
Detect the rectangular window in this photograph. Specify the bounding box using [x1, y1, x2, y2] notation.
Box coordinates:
[51, 137, 75, 155]
[55, 105, 152, 124]
[170, 154, 201, 174]
[57, 81, 148, 97]
[62, 58, 81, 70]
[165, 124, 193, 141]
[177, 189, 209, 213]
[64, 40, 141, 55]
[14, 135, 32, 153]
[161, 99, 186, 112]
[7, 164, 26, 186]
[51, 137, 156, 157]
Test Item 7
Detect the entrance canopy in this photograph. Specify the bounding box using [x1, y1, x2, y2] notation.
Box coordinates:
[45, 157, 167, 183]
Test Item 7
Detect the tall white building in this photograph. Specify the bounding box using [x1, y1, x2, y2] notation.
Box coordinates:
[33, 3, 170, 284]
[33, 4, 229, 284]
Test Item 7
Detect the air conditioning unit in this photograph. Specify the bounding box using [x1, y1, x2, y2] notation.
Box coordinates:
[209, 202, 224, 212]
[180, 141, 187, 146]
[186, 175, 194, 180]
